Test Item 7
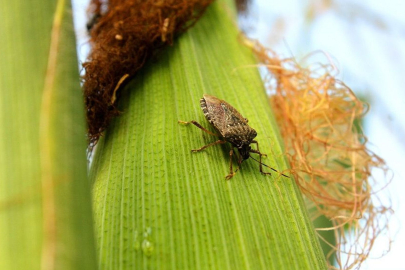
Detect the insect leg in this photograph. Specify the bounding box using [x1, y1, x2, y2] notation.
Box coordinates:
[191, 140, 226, 152]
[178, 120, 219, 136]
[250, 141, 271, 176]
[225, 148, 235, 180]
[225, 148, 240, 180]
[249, 141, 290, 178]
[250, 140, 267, 157]
[225, 148, 243, 180]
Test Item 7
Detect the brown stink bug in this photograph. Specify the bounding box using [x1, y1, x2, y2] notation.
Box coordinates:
[179, 94, 289, 180]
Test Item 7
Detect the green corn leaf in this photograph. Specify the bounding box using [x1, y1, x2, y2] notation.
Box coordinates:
[0, 0, 97, 269]
[90, 0, 327, 269]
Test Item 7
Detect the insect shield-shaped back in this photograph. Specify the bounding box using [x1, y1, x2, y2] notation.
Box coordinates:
[201, 95, 257, 159]
[178, 94, 289, 180]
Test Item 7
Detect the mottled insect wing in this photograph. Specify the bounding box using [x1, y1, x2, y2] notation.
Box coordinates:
[200, 94, 255, 141]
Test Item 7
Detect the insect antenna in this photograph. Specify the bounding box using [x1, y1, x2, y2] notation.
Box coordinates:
[249, 156, 290, 178]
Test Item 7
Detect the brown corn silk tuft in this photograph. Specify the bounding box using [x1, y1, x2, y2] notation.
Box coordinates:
[246, 39, 392, 269]
[83, 0, 214, 145]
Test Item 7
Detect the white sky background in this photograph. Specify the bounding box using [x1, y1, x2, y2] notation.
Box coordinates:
[72, 0, 405, 269]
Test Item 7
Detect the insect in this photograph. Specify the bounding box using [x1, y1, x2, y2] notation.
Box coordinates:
[178, 94, 289, 180]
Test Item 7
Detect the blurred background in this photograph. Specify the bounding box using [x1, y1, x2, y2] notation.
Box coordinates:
[72, 0, 404, 269]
